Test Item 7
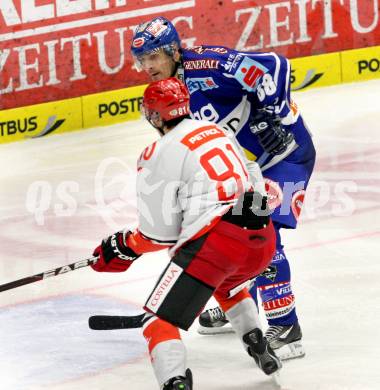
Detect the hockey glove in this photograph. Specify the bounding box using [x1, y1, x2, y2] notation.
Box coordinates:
[249, 110, 294, 155]
[91, 231, 141, 273]
[222, 191, 270, 230]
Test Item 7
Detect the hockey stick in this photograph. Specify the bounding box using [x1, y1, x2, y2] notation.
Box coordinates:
[0, 256, 98, 293]
[89, 314, 145, 330]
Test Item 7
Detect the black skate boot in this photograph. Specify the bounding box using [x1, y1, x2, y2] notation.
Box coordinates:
[197, 306, 234, 335]
[243, 328, 282, 375]
[162, 368, 193, 390]
[265, 321, 305, 361]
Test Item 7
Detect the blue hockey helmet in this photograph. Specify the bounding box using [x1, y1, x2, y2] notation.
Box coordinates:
[131, 17, 181, 60]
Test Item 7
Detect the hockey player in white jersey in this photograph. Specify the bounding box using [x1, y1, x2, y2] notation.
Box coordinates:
[90, 78, 281, 389]
[130, 17, 316, 361]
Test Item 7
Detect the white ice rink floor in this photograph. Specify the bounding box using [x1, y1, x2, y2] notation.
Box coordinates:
[1, 79, 380, 390]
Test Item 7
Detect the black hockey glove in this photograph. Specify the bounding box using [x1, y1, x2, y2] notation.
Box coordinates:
[222, 191, 270, 230]
[249, 110, 294, 155]
[91, 231, 141, 272]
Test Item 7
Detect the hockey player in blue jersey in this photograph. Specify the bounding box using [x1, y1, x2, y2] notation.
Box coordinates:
[130, 16, 316, 361]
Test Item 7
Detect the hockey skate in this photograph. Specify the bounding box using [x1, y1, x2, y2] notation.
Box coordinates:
[243, 328, 282, 376]
[197, 306, 234, 335]
[265, 321, 305, 361]
[162, 368, 193, 390]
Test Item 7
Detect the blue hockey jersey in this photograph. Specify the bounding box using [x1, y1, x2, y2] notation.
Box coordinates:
[181, 45, 315, 169]
[180, 45, 316, 228]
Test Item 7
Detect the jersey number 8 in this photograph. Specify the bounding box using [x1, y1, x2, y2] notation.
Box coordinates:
[257, 74, 277, 102]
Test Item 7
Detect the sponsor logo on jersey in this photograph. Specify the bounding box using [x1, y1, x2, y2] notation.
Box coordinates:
[191, 103, 219, 123]
[291, 190, 306, 221]
[146, 20, 168, 37]
[181, 125, 225, 151]
[190, 46, 228, 55]
[260, 265, 278, 282]
[186, 77, 219, 94]
[233, 57, 268, 92]
[222, 53, 244, 72]
[291, 68, 324, 91]
[264, 178, 283, 210]
[184, 59, 220, 71]
[358, 58, 380, 74]
[190, 96, 250, 135]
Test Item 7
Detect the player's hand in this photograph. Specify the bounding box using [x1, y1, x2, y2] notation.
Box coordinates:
[249, 110, 294, 155]
[91, 231, 141, 272]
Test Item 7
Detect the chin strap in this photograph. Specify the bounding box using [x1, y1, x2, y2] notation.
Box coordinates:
[146, 116, 165, 136]
[155, 126, 165, 136]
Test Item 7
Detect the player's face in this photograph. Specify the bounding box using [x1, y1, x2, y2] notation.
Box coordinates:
[137, 49, 176, 81]
[142, 106, 165, 135]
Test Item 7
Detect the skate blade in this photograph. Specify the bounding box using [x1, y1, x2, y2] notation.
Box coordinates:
[276, 341, 305, 361]
[270, 371, 282, 388]
[197, 325, 235, 335]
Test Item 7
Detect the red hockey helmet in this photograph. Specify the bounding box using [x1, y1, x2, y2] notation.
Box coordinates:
[142, 77, 190, 129]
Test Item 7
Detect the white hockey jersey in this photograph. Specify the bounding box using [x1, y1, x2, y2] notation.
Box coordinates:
[136, 118, 266, 255]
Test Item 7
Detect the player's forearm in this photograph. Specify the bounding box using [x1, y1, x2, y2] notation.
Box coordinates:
[127, 229, 171, 254]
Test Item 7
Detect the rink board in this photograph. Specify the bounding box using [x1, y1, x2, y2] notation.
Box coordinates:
[0, 45, 379, 144]
[82, 85, 146, 129]
[0, 98, 82, 144]
[341, 46, 380, 83]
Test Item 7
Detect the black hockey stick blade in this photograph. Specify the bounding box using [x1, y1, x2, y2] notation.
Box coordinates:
[88, 314, 145, 330]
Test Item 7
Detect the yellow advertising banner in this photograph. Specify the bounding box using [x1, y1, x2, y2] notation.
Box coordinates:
[82, 85, 147, 129]
[341, 46, 380, 83]
[290, 52, 341, 91]
[0, 98, 82, 144]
